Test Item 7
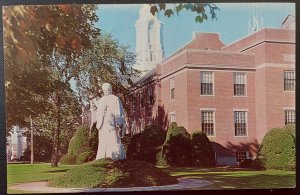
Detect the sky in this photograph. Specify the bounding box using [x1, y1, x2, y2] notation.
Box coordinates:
[96, 3, 295, 58]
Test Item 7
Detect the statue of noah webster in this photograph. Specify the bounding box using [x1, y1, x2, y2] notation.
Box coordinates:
[91, 83, 126, 160]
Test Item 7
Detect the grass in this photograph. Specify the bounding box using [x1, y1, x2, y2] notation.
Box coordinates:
[49, 159, 178, 188]
[7, 163, 296, 193]
[162, 167, 296, 190]
[7, 162, 76, 194]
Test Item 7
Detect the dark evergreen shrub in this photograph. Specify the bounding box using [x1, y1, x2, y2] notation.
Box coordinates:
[162, 122, 192, 167]
[257, 124, 295, 170]
[59, 154, 77, 165]
[127, 125, 166, 164]
[156, 147, 168, 167]
[191, 131, 215, 167]
[239, 159, 253, 168]
[126, 133, 142, 160]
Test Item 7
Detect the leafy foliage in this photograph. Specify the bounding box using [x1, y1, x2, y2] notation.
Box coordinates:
[49, 159, 178, 188]
[161, 122, 192, 167]
[68, 126, 90, 156]
[127, 125, 166, 164]
[150, 3, 219, 22]
[76, 151, 94, 165]
[191, 131, 215, 167]
[257, 124, 295, 170]
[59, 154, 77, 165]
[4, 5, 100, 131]
[75, 33, 139, 101]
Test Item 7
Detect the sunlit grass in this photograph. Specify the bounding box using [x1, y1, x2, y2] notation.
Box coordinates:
[162, 167, 295, 189]
[7, 163, 296, 193]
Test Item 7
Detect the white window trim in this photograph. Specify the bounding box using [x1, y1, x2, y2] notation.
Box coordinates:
[200, 108, 216, 137]
[233, 110, 249, 137]
[233, 72, 247, 97]
[169, 111, 176, 123]
[170, 77, 175, 101]
[284, 107, 295, 125]
[200, 71, 215, 96]
[283, 70, 295, 92]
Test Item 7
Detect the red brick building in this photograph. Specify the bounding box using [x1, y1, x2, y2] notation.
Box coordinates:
[126, 14, 295, 165]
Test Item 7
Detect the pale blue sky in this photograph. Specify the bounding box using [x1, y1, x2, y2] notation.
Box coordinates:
[96, 3, 295, 57]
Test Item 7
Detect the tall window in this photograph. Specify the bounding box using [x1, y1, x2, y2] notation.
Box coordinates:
[201, 111, 214, 136]
[140, 92, 144, 108]
[170, 112, 176, 123]
[170, 78, 175, 100]
[285, 109, 295, 125]
[132, 97, 136, 112]
[234, 111, 247, 136]
[284, 71, 295, 91]
[147, 87, 154, 105]
[236, 151, 248, 162]
[234, 73, 246, 96]
[201, 72, 214, 95]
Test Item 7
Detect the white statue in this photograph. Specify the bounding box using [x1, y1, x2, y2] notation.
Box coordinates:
[92, 83, 127, 160]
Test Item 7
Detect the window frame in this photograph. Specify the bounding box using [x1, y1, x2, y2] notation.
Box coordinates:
[169, 112, 176, 123]
[170, 77, 175, 100]
[284, 109, 295, 125]
[236, 151, 249, 163]
[200, 72, 214, 96]
[200, 109, 216, 137]
[234, 110, 248, 137]
[233, 72, 247, 96]
[284, 70, 295, 91]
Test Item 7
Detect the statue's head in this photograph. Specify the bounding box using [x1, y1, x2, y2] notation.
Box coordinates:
[102, 83, 112, 96]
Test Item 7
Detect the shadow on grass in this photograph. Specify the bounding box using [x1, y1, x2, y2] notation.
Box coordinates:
[43, 169, 70, 173]
[160, 167, 295, 189]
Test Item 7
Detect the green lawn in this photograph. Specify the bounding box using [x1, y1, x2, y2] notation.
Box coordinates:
[161, 167, 296, 190]
[7, 163, 295, 193]
[7, 163, 76, 194]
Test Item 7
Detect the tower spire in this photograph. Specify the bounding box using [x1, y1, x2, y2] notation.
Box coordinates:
[248, 4, 264, 34]
[134, 4, 164, 75]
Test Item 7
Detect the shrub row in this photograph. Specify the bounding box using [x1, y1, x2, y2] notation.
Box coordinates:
[128, 122, 215, 167]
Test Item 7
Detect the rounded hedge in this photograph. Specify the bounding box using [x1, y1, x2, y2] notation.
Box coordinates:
[68, 126, 90, 156]
[49, 159, 178, 188]
[59, 154, 77, 165]
[257, 124, 295, 170]
[162, 122, 192, 167]
[191, 131, 215, 167]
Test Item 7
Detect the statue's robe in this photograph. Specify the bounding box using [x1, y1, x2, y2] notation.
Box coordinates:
[93, 94, 126, 160]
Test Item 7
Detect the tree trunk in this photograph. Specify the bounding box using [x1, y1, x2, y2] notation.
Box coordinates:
[51, 96, 61, 167]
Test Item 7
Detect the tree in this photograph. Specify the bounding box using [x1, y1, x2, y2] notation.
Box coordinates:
[4, 5, 100, 166]
[4, 4, 100, 133]
[149, 3, 219, 23]
[75, 33, 139, 100]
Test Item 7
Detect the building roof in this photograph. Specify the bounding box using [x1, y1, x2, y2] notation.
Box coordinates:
[133, 68, 156, 86]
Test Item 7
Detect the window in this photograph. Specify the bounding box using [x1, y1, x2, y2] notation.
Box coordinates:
[140, 93, 144, 108]
[147, 87, 154, 105]
[236, 151, 248, 162]
[234, 73, 246, 96]
[201, 111, 214, 136]
[170, 78, 175, 100]
[284, 71, 295, 91]
[170, 112, 176, 123]
[201, 72, 214, 95]
[285, 109, 295, 125]
[234, 111, 247, 136]
[132, 97, 136, 112]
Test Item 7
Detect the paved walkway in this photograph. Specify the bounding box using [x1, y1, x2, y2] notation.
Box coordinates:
[9, 178, 212, 193]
